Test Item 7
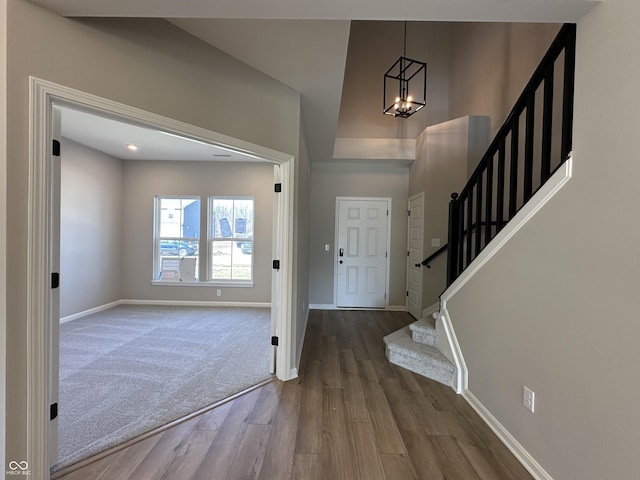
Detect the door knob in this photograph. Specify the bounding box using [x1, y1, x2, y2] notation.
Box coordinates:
[415, 263, 421, 268]
[339, 260, 343, 264]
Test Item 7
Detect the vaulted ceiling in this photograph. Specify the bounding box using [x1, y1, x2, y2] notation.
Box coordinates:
[29, 0, 598, 163]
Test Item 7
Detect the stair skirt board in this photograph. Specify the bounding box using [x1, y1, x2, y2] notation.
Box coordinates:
[384, 327, 455, 388]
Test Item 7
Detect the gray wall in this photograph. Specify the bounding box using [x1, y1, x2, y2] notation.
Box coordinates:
[309, 162, 409, 307]
[293, 114, 311, 367]
[60, 139, 124, 317]
[337, 21, 451, 140]
[410, 116, 489, 306]
[121, 160, 274, 303]
[445, 3, 640, 479]
[449, 22, 561, 140]
[6, 0, 301, 461]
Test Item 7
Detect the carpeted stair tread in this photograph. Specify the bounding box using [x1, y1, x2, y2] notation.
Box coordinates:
[409, 318, 437, 346]
[384, 326, 454, 387]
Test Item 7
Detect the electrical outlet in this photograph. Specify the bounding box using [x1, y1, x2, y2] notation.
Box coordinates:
[523, 386, 535, 413]
[216, 289, 222, 297]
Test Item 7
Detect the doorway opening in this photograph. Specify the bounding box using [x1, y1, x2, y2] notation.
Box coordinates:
[26, 77, 295, 474]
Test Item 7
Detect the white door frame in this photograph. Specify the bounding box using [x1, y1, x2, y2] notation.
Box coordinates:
[334, 196, 391, 309]
[27, 77, 296, 478]
[406, 192, 424, 319]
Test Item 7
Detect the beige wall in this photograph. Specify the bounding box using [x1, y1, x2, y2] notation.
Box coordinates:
[449, 22, 560, 141]
[446, 2, 640, 479]
[6, 0, 301, 464]
[337, 21, 451, 140]
[122, 160, 274, 303]
[309, 162, 409, 307]
[60, 140, 124, 317]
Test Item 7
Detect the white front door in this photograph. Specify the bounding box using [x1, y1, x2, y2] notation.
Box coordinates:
[407, 193, 424, 319]
[335, 198, 390, 308]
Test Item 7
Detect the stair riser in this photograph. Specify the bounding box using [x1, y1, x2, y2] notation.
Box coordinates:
[411, 330, 436, 347]
[386, 348, 454, 388]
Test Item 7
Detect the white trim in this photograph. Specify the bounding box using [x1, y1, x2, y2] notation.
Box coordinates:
[121, 299, 271, 308]
[309, 304, 335, 310]
[442, 158, 572, 300]
[386, 305, 408, 312]
[462, 391, 555, 480]
[150, 281, 254, 288]
[59, 300, 123, 324]
[439, 157, 573, 395]
[26, 77, 296, 478]
[308, 304, 406, 312]
[438, 300, 468, 394]
[60, 299, 271, 324]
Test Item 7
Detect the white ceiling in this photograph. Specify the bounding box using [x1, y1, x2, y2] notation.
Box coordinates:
[26, 0, 599, 23]
[59, 106, 266, 162]
[34, 0, 598, 163]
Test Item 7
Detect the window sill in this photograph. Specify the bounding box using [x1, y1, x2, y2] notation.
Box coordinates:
[151, 280, 254, 288]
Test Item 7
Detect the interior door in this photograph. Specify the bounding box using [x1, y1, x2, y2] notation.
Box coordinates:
[270, 165, 281, 374]
[49, 106, 61, 466]
[336, 198, 389, 308]
[407, 193, 424, 319]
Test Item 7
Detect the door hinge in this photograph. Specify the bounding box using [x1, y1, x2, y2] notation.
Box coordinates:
[52, 139, 61, 157]
[274, 183, 282, 193]
[50, 403, 58, 421]
[407, 251, 410, 257]
[272, 260, 280, 270]
[271, 336, 279, 346]
[51, 272, 60, 289]
[385, 251, 388, 258]
[406, 291, 409, 297]
[387, 209, 389, 216]
[407, 210, 411, 216]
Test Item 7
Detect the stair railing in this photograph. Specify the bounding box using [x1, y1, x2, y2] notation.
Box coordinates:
[446, 23, 576, 286]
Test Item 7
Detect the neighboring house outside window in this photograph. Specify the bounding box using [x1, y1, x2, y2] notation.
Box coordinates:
[209, 197, 254, 283]
[153, 195, 254, 285]
[155, 196, 201, 282]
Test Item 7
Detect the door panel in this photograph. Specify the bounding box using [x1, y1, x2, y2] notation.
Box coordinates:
[336, 198, 389, 308]
[407, 193, 424, 319]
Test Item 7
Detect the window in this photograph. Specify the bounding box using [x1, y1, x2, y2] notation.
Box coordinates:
[155, 196, 200, 282]
[209, 197, 254, 282]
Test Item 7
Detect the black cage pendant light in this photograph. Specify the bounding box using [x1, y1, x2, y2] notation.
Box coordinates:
[383, 21, 427, 118]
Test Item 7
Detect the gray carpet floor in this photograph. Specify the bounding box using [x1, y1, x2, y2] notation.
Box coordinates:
[55, 305, 271, 471]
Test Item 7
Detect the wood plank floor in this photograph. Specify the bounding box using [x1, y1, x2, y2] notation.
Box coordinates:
[56, 310, 533, 480]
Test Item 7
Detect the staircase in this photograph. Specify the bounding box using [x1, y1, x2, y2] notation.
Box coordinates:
[383, 311, 456, 388]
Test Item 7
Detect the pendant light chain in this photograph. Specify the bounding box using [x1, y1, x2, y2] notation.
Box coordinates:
[403, 21, 407, 58]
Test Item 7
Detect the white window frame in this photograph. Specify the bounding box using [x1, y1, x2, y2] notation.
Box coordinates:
[153, 195, 201, 283]
[207, 196, 255, 286]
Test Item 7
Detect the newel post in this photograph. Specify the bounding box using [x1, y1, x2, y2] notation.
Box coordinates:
[447, 192, 460, 287]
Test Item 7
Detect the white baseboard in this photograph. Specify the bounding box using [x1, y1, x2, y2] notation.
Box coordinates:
[462, 391, 554, 480]
[61, 299, 271, 324]
[121, 299, 271, 308]
[309, 303, 335, 310]
[309, 304, 407, 312]
[60, 300, 123, 324]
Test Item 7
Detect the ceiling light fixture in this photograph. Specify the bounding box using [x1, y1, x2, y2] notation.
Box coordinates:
[383, 21, 427, 118]
[126, 144, 139, 151]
